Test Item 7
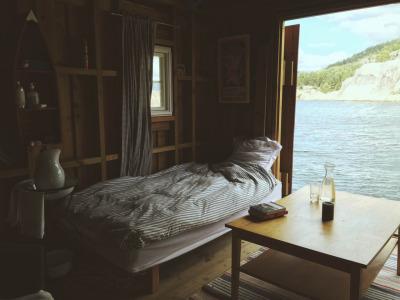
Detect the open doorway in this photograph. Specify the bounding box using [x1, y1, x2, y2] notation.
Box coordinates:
[283, 4, 400, 201]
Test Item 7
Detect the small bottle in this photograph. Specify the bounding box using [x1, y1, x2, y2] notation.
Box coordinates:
[26, 82, 39, 108]
[15, 81, 25, 109]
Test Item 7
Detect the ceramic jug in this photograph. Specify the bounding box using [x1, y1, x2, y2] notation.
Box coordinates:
[34, 149, 65, 190]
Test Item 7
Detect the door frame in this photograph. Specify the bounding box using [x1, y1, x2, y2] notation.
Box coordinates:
[268, 0, 400, 195]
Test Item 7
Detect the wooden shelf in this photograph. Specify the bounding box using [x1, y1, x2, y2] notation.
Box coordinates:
[152, 116, 176, 123]
[16, 69, 53, 74]
[55, 66, 118, 77]
[152, 141, 204, 154]
[239, 237, 398, 300]
[0, 154, 119, 179]
[0, 168, 29, 180]
[17, 107, 57, 112]
[101, 69, 118, 77]
[14, 19, 61, 145]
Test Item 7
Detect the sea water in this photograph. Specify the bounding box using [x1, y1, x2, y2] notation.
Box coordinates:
[292, 100, 400, 201]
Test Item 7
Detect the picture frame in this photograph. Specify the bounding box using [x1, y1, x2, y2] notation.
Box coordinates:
[218, 34, 250, 104]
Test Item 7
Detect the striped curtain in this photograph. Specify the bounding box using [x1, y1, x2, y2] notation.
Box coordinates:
[120, 14, 157, 177]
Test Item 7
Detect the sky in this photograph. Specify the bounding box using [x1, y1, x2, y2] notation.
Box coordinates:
[286, 3, 400, 73]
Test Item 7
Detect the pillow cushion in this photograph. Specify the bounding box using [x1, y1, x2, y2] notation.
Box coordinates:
[229, 136, 282, 170]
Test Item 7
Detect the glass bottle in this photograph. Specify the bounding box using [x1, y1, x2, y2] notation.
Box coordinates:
[320, 164, 335, 202]
[15, 81, 25, 109]
[26, 82, 39, 108]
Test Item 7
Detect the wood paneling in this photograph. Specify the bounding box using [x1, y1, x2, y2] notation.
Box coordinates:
[4, 0, 390, 229]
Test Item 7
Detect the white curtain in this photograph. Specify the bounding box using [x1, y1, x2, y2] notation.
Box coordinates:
[120, 14, 157, 177]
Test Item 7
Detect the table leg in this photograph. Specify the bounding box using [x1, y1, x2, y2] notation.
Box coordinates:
[231, 231, 241, 300]
[397, 227, 399, 276]
[350, 265, 362, 300]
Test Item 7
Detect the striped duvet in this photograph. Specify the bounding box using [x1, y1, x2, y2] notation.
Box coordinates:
[66, 160, 278, 250]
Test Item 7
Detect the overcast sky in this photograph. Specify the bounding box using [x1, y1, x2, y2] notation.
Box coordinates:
[286, 3, 400, 72]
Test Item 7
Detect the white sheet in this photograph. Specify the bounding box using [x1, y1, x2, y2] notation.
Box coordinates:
[69, 181, 282, 273]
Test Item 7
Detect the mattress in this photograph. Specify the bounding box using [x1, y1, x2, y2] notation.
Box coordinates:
[64, 161, 277, 250]
[69, 181, 282, 273]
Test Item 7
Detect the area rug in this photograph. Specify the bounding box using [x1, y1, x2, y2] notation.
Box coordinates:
[190, 247, 400, 300]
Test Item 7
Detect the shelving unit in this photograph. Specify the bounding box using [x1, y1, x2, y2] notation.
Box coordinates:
[13, 12, 61, 145]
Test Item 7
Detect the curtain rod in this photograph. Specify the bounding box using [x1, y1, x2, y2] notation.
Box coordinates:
[111, 12, 180, 29]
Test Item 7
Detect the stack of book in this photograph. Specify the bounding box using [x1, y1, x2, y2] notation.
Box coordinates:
[248, 202, 288, 220]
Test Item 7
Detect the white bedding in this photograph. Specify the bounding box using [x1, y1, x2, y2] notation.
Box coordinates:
[65, 161, 278, 250]
[69, 181, 282, 273]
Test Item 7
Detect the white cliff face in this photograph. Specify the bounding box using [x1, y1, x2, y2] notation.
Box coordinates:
[297, 54, 400, 101]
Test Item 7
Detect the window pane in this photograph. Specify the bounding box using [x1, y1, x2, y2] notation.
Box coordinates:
[151, 82, 163, 108]
[151, 46, 172, 115]
[153, 56, 160, 81]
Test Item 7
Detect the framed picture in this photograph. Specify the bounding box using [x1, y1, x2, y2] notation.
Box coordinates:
[218, 34, 250, 103]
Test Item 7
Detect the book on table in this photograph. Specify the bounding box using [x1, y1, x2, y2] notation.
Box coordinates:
[249, 210, 288, 220]
[249, 202, 287, 220]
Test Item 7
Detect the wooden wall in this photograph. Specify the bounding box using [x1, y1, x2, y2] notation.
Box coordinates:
[2, 0, 394, 230]
[0, 0, 216, 229]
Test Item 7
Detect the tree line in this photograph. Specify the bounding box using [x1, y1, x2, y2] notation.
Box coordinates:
[297, 38, 400, 93]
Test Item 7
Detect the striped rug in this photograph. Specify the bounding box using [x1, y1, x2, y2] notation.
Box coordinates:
[190, 247, 400, 300]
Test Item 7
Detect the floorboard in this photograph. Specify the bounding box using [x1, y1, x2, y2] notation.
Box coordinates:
[136, 232, 261, 300]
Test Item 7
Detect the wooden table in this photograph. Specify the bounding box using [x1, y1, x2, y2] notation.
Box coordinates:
[226, 186, 400, 300]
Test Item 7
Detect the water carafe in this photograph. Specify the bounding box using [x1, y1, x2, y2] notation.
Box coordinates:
[321, 164, 335, 202]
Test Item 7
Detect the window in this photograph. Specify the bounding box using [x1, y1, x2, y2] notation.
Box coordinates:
[151, 46, 173, 116]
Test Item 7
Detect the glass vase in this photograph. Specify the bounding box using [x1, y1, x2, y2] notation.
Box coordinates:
[320, 164, 335, 202]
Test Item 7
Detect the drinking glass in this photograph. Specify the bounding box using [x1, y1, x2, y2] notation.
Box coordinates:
[310, 182, 320, 204]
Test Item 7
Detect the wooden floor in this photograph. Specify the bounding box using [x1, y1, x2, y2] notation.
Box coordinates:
[138, 236, 399, 300]
[0, 221, 260, 300]
[134, 232, 261, 300]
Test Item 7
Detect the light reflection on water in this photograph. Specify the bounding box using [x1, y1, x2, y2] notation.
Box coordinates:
[292, 100, 400, 201]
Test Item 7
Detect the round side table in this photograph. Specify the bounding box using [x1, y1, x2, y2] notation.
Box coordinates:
[22, 178, 78, 279]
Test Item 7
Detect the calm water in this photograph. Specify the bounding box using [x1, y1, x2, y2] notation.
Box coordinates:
[292, 100, 400, 201]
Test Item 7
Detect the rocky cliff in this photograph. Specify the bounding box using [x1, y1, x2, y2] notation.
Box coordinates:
[297, 54, 400, 101]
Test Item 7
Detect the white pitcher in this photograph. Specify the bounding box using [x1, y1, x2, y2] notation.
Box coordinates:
[34, 149, 65, 190]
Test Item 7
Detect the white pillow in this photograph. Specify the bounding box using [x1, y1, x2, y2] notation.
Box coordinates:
[229, 136, 282, 170]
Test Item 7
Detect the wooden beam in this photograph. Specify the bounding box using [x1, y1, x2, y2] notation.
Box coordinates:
[254, 44, 268, 137]
[191, 11, 196, 160]
[55, 66, 118, 76]
[152, 141, 204, 154]
[156, 38, 174, 46]
[93, 1, 107, 181]
[61, 154, 119, 169]
[173, 7, 180, 165]
[152, 145, 175, 154]
[152, 122, 171, 132]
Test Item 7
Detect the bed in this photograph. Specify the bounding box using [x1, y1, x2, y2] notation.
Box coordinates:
[60, 137, 282, 292]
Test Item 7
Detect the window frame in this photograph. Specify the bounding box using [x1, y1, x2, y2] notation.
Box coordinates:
[151, 45, 173, 116]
